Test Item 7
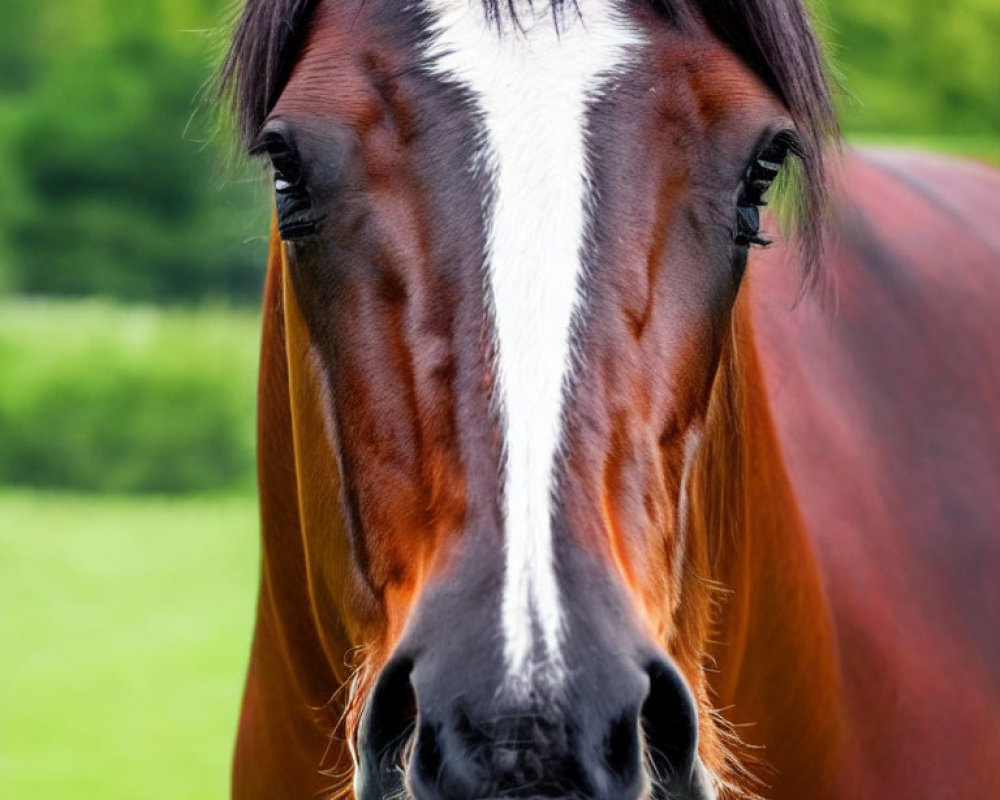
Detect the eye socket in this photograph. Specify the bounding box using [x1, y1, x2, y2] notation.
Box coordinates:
[251, 121, 317, 241]
[733, 130, 797, 250]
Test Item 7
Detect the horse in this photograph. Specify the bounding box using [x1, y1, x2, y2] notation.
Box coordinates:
[219, 1, 1000, 799]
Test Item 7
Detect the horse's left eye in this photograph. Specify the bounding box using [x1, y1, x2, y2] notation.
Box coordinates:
[733, 131, 795, 249]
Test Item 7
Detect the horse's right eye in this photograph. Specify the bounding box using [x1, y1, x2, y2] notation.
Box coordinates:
[252, 122, 317, 241]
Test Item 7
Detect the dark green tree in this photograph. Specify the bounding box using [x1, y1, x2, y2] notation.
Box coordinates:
[2, 0, 270, 302]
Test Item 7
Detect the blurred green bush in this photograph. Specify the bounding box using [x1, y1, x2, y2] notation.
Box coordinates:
[0, 300, 259, 493]
[814, 0, 1000, 135]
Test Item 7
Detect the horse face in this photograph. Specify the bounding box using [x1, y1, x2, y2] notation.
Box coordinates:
[257, 2, 799, 798]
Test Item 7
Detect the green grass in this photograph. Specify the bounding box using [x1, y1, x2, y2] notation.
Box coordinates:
[0, 490, 260, 800]
[849, 133, 1000, 167]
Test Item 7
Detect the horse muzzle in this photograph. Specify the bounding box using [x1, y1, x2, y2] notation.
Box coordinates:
[356, 646, 713, 800]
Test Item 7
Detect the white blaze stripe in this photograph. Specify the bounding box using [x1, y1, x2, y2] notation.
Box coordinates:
[426, 1, 641, 687]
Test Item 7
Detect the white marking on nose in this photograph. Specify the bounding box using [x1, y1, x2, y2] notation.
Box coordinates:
[425, 0, 641, 691]
[672, 425, 704, 602]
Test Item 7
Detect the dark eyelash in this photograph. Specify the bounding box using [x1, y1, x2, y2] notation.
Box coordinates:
[252, 123, 317, 241]
[733, 130, 798, 249]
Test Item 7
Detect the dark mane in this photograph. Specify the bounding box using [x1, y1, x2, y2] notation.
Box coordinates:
[219, 0, 836, 276]
[220, 0, 318, 150]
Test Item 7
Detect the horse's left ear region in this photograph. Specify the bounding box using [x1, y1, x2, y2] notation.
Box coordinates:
[252, 121, 317, 241]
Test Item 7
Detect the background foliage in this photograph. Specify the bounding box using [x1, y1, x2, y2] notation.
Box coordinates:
[0, 300, 258, 493]
[0, 0, 269, 302]
[816, 0, 1000, 136]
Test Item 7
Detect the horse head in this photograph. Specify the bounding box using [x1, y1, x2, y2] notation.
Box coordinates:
[223, 2, 835, 798]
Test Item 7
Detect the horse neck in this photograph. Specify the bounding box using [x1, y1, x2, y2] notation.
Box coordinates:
[234, 227, 355, 799]
[690, 291, 846, 797]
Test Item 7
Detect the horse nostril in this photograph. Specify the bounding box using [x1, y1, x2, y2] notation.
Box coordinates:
[357, 657, 417, 798]
[602, 709, 643, 791]
[413, 720, 444, 787]
[641, 659, 700, 786]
